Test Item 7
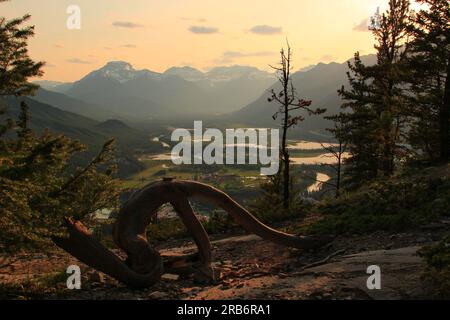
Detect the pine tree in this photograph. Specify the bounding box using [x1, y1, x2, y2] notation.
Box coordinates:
[406, 0, 450, 163]
[337, 53, 380, 187]
[337, 0, 411, 186]
[0, 5, 44, 96]
[370, 0, 411, 176]
[322, 114, 348, 197]
[0, 3, 120, 252]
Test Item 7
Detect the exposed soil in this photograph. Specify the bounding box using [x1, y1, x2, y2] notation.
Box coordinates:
[1, 220, 449, 300]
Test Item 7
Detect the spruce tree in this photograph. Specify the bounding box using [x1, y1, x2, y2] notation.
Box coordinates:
[0, 5, 44, 96]
[337, 0, 411, 186]
[406, 0, 450, 163]
[369, 0, 411, 176]
[337, 53, 380, 187]
[0, 2, 120, 252]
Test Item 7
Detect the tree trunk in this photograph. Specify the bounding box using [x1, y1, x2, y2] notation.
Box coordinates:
[52, 217, 164, 288]
[283, 151, 290, 209]
[53, 180, 332, 288]
[281, 129, 289, 209]
[282, 71, 290, 209]
[336, 142, 342, 198]
[440, 55, 450, 162]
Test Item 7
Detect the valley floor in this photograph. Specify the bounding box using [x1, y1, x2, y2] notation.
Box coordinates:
[1, 219, 449, 300]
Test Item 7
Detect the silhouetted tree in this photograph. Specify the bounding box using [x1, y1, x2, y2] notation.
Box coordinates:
[0, 2, 120, 252]
[406, 0, 450, 163]
[0, 4, 44, 96]
[268, 43, 325, 208]
[321, 114, 348, 198]
[337, 0, 411, 186]
[337, 53, 380, 186]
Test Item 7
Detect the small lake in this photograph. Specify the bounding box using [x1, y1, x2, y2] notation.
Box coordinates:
[307, 173, 331, 193]
[150, 137, 347, 164]
[288, 140, 339, 150]
[291, 152, 350, 165]
[145, 151, 349, 166]
[138, 139, 347, 196]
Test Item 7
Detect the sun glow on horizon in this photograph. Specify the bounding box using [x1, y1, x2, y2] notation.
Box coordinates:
[1, 0, 426, 82]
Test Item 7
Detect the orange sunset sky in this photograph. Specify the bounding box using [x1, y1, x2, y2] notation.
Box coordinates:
[2, 0, 425, 81]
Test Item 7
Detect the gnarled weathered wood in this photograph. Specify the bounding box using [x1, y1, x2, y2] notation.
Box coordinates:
[52, 217, 163, 288]
[53, 179, 331, 288]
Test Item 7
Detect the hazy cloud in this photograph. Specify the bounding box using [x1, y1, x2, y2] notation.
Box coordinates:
[120, 44, 137, 48]
[249, 25, 283, 35]
[223, 51, 275, 59]
[112, 21, 143, 29]
[66, 58, 92, 64]
[353, 18, 370, 32]
[215, 50, 276, 64]
[179, 17, 207, 23]
[189, 26, 219, 34]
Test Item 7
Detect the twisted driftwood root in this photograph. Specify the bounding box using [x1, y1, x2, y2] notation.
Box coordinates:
[53, 179, 331, 288]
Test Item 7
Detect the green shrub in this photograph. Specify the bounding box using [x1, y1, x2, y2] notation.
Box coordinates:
[0, 271, 68, 300]
[306, 172, 450, 235]
[251, 173, 311, 225]
[419, 237, 450, 298]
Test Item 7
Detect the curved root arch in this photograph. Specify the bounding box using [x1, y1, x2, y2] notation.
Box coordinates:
[53, 179, 329, 288]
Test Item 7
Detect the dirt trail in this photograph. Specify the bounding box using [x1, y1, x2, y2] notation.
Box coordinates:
[0, 229, 443, 300]
[168, 235, 427, 300]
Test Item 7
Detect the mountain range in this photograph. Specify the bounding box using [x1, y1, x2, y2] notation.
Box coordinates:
[0, 95, 163, 177]
[227, 54, 377, 140]
[24, 54, 378, 144]
[35, 62, 276, 120]
[0, 95, 162, 155]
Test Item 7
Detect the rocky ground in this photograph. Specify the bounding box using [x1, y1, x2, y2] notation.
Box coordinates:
[1, 220, 449, 300]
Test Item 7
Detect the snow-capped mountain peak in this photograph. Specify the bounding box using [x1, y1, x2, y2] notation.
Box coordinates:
[163, 66, 205, 82]
[86, 61, 147, 83]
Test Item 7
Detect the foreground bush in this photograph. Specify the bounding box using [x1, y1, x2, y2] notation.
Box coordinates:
[306, 166, 450, 235]
[419, 237, 450, 298]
